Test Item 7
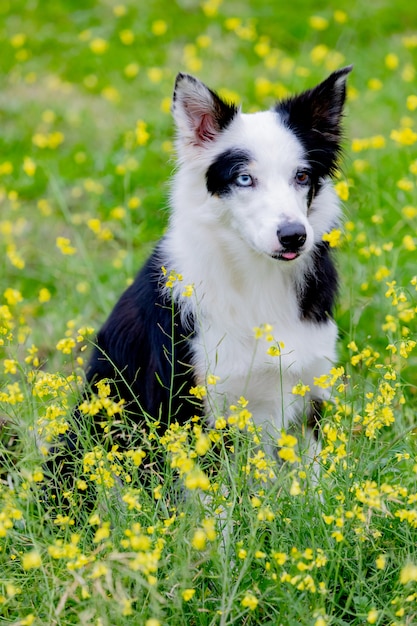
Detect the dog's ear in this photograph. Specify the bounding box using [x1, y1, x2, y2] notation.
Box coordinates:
[172, 74, 238, 147]
[277, 65, 352, 140]
[276, 66, 352, 175]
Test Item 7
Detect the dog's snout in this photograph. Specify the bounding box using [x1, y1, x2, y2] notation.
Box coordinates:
[277, 223, 307, 250]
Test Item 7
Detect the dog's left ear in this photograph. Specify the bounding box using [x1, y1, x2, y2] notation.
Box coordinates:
[276, 66, 352, 175]
[277, 65, 352, 140]
[172, 73, 238, 147]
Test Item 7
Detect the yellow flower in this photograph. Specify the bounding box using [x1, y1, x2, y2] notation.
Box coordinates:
[334, 180, 349, 201]
[403, 205, 417, 219]
[4, 359, 18, 374]
[125, 448, 146, 466]
[0, 160, 13, 175]
[331, 530, 344, 542]
[90, 563, 108, 579]
[290, 479, 302, 496]
[56, 236, 77, 255]
[397, 177, 414, 191]
[267, 345, 281, 357]
[152, 20, 168, 36]
[124, 63, 140, 78]
[56, 337, 76, 354]
[400, 562, 417, 584]
[322, 229, 342, 248]
[23, 156, 36, 176]
[182, 588, 195, 601]
[182, 284, 194, 297]
[195, 433, 211, 456]
[291, 382, 311, 396]
[407, 94, 417, 111]
[4, 288, 23, 305]
[278, 432, 298, 448]
[122, 599, 133, 616]
[241, 592, 259, 610]
[10, 33, 26, 48]
[403, 234, 416, 251]
[189, 385, 206, 400]
[184, 468, 210, 491]
[309, 15, 329, 30]
[89, 38, 108, 54]
[334, 10, 348, 23]
[385, 53, 399, 70]
[119, 29, 135, 45]
[391, 127, 417, 145]
[135, 120, 150, 146]
[374, 266, 391, 281]
[147, 67, 163, 83]
[191, 528, 207, 550]
[153, 485, 162, 500]
[38, 287, 51, 303]
[368, 78, 383, 91]
[94, 522, 111, 543]
[22, 550, 42, 570]
[376, 554, 387, 570]
[253, 323, 274, 341]
[201, 0, 222, 17]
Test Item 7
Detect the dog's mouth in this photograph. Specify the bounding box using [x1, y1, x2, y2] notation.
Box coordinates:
[271, 251, 300, 261]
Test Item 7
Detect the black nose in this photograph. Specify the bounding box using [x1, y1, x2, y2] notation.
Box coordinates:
[277, 223, 307, 250]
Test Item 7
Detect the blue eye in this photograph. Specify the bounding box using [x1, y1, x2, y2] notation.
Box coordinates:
[235, 173, 253, 187]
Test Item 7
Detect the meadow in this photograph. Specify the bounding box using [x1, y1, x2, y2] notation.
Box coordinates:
[1, 0, 417, 624]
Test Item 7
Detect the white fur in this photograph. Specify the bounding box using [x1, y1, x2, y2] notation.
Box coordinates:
[163, 78, 343, 455]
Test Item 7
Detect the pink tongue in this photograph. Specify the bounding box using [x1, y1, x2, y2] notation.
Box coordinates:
[282, 251, 298, 260]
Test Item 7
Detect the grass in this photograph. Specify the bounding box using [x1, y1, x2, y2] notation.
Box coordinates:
[1, 0, 417, 624]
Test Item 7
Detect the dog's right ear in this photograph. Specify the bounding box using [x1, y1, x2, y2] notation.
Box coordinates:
[172, 74, 238, 148]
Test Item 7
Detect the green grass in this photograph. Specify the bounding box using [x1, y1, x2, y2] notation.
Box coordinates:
[1, 0, 417, 624]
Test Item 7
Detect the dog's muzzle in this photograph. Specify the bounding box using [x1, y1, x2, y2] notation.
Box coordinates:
[275, 223, 307, 261]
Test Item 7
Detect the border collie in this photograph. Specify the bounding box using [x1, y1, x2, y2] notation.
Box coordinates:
[84, 67, 351, 464]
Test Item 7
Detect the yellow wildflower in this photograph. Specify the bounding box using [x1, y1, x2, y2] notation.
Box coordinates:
[391, 127, 417, 145]
[89, 38, 108, 54]
[22, 550, 42, 570]
[322, 229, 342, 248]
[400, 563, 417, 584]
[241, 592, 259, 610]
[182, 588, 195, 601]
[309, 15, 329, 30]
[292, 382, 311, 396]
[152, 20, 167, 36]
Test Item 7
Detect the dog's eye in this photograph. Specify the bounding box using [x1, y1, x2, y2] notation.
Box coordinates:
[235, 173, 253, 187]
[295, 170, 311, 186]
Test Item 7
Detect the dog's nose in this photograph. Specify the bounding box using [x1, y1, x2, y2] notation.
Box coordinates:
[277, 223, 307, 250]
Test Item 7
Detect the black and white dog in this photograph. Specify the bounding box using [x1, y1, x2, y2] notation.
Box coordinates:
[84, 67, 351, 462]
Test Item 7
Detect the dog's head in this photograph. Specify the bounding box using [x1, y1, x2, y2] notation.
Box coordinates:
[172, 68, 352, 262]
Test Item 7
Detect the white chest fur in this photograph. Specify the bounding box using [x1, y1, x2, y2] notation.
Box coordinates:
[190, 277, 337, 437]
[165, 229, 337, 438]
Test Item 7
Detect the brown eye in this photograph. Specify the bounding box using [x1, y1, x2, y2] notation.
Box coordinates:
[295, 170, 311, 186]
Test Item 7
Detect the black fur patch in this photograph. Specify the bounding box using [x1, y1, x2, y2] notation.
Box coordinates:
[275, 69, 348, 180]
[297, 241, 338, 323]
[85, 244, 198, 428]
[206, 149, 252, 196]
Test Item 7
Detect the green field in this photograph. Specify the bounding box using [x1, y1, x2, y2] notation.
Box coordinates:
[1, 1, 417, 624]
